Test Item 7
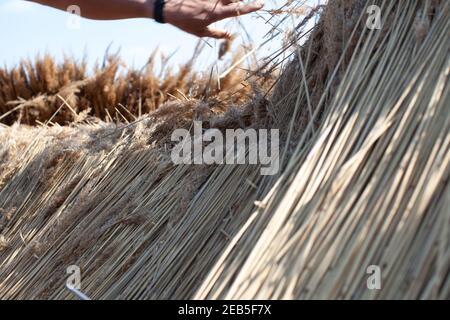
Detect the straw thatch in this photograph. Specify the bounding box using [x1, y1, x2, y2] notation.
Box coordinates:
[0, 44, 269, 126]
[0, 0, 448, 299]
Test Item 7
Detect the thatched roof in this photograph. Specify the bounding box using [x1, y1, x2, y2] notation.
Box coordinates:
[0, 0, 448, 299]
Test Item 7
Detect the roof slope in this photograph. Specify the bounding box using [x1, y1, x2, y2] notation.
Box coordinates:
[0, 0, 448, 299]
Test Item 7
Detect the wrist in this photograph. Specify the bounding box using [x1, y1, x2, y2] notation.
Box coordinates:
[143, 0, 155, 19]
[153, 0, 166, 23]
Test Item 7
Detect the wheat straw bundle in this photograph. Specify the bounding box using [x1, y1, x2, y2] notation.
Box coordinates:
[0, 0, 448, 299]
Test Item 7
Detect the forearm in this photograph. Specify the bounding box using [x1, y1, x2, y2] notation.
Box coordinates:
[28, 0, 264, 39]
[29, 0, 154, 20]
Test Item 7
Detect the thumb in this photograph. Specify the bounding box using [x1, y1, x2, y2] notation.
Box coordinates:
[220, 0, 265, 19]
[201, 27, 232, 39]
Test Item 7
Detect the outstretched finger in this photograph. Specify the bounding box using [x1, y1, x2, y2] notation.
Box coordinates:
[220, 0, 242, 5]
[219, 0, 264, 19]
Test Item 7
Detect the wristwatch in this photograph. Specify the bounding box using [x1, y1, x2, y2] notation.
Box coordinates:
[154, 0, 166, 23]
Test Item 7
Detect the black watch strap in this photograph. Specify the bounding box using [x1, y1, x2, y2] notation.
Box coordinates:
[154, 0, 166, 24]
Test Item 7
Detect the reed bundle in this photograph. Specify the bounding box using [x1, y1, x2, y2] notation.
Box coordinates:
[0, 0, 448, 299]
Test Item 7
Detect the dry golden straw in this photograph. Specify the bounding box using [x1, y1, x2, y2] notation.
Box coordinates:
[0, 0, 448, 299]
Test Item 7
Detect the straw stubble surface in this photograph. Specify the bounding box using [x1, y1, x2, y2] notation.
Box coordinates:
[0, 0, 449, 299]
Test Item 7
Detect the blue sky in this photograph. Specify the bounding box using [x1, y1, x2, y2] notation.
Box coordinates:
[0, 0, 317, 71]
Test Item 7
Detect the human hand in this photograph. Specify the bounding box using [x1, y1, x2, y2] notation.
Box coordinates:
[160, 0, 264, 39]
